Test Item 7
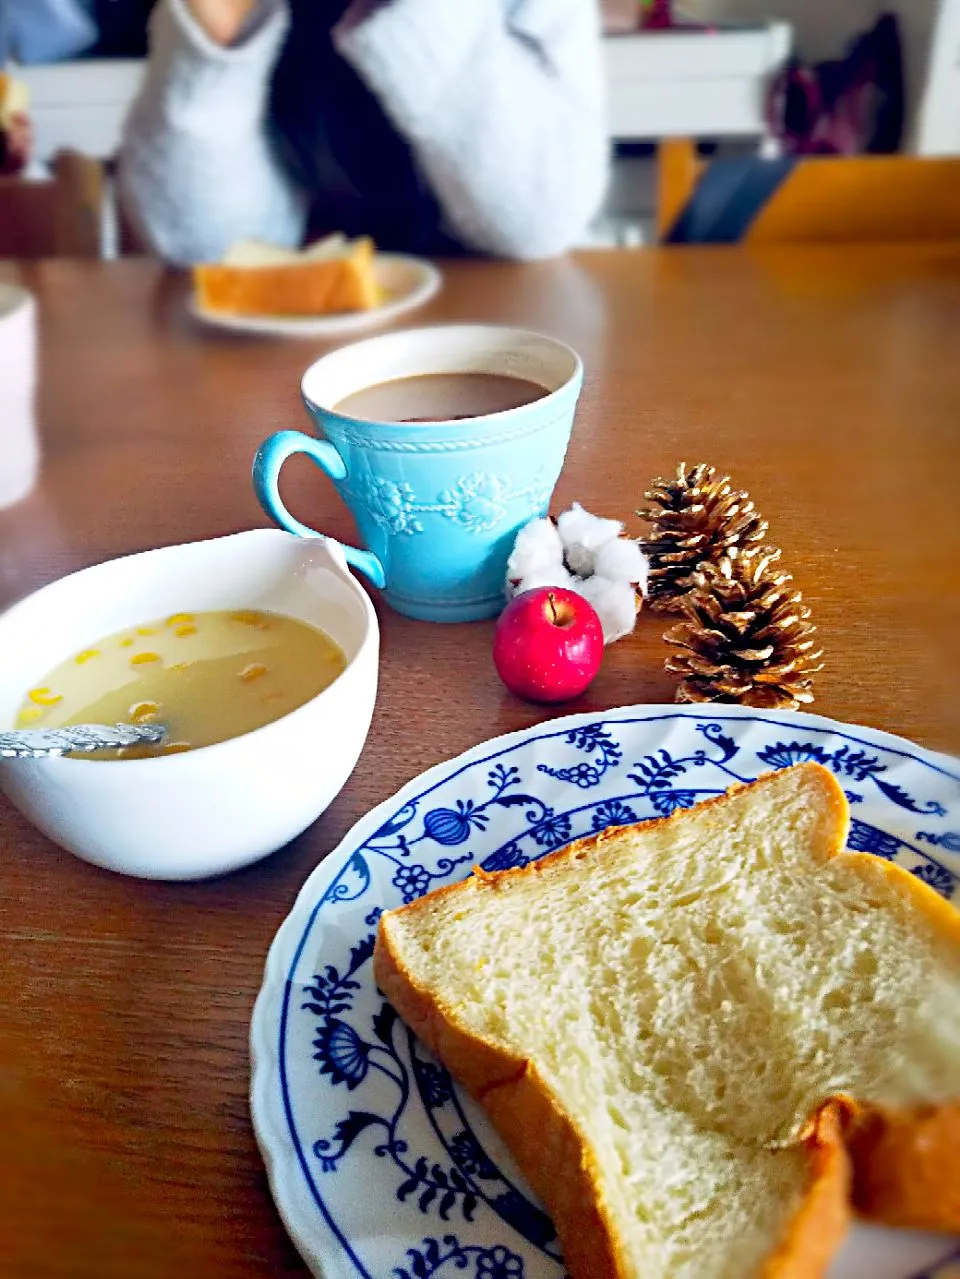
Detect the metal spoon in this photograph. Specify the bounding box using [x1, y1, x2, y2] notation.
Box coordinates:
[0, 722, 167, 759]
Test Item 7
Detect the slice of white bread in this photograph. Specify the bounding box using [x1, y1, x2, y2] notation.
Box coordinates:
[192, 234, 380, 316]
[374, 764, 960, 1279]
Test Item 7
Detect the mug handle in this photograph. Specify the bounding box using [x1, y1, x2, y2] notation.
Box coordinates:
[252, 430, 386, 589]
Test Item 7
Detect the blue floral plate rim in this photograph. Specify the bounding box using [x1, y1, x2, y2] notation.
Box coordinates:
[250, 703, 959, 1279]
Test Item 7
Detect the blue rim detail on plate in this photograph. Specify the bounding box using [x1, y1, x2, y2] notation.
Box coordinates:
[251, 705, 959, 1279]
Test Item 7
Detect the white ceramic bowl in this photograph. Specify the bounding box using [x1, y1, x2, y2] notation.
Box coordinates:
[0, 530, 379, 879]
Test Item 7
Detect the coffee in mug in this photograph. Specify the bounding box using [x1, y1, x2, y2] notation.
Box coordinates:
[334, 372, 548, 424]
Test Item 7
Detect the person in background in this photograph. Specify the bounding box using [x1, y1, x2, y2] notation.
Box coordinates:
[0, 69, 33, 176]
[118, 0, 607, 265]
[0, 0, 100, 175]
[0, 107, 30, 175]
[86, 0, 159, 57]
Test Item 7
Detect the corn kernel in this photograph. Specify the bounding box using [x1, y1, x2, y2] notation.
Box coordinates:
[129, 701, 160, 723]
[28, 687, 63, 707]
[18, 706, 44, 723]
[174, 624, 197, 638]
[136, 627, 158, 637]
[75, 649, 99, 664]
[230, 609, 269, 628]
[119, 637, 134, 648]
[166, 613, 194, 627]
[130, 652, 161, 667]
[239, 663, 268, 683]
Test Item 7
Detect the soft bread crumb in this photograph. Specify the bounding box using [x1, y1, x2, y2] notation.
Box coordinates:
[375, 765, 960, 1279]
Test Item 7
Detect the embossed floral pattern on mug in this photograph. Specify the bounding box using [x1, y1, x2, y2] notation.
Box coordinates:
[437, 473, 510, 532]
[355, 470, 553, 537]
[361, 477, 424, 536]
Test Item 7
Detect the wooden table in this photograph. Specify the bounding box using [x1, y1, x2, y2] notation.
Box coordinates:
[1, 246, 958, 1278]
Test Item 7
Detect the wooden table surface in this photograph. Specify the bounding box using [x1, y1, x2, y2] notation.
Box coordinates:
[0, 245, 958, 1278]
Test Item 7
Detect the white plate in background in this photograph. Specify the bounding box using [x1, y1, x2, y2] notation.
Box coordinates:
[189, 254, 441, 339]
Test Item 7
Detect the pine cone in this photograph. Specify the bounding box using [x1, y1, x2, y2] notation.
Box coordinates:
[663, 550, 823, 710]
[638, 462, 768, 613]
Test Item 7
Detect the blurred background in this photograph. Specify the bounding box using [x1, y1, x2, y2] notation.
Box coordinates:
[1, 0, 958, 251]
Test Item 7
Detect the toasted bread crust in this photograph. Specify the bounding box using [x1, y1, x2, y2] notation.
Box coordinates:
[375, 942, 628, 1277]
[760, 1100, 852, 1279]
[192, 242, 379, 316]
[843, 1100, 960, 1231]
[374, 765, 960, 1279]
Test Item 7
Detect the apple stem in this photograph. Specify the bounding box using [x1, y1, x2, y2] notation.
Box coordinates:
[547, 592, 559, 625]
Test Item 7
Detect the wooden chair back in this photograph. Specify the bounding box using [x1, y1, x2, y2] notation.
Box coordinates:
[658, 139, 960, 244]
[0, 151, 104, 258]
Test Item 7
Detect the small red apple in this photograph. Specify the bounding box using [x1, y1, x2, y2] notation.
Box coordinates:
[493, 587, 604, 704]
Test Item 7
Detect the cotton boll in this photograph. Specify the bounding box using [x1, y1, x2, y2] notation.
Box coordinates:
[510, 564, 576, 598]
[575, 575, 639, 644]
[593, 537, 650, 595]
[505, 505, 642, 637]
[505, 518, 564, 589]
[558, 502, 624, 546]
[557, 502, 623, 576]
[512, 517, 564, 570]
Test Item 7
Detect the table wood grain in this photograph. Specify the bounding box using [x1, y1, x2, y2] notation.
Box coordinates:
[0, 245, 958, 1278]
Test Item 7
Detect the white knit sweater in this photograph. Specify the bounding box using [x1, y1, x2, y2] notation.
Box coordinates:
[118, 0, 608, 265]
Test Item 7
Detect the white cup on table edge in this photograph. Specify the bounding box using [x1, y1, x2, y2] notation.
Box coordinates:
[0, 283, 39, 510]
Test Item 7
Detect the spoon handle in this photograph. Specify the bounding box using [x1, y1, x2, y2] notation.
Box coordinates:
[0, 723, 166, 759]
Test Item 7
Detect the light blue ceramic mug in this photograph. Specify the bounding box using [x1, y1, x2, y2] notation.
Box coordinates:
[253, 325, 583, 622]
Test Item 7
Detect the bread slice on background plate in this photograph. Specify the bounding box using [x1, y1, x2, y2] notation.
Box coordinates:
[374, 763, 960, 1279]
[192, 234, 381, 317]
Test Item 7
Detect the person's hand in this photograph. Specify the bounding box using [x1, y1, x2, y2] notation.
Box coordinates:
[186, 0, 260, 45]
[0, 113, 33, 177]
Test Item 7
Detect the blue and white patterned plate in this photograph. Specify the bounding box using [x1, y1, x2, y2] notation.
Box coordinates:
[250, 705, 960, 1279]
